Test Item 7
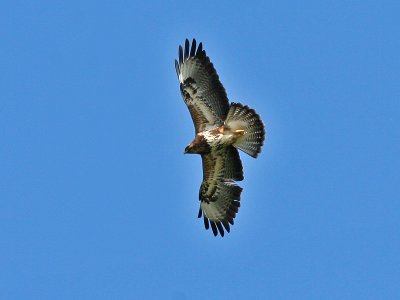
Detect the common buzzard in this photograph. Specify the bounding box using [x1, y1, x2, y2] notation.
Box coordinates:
[175, 39, 266, 237]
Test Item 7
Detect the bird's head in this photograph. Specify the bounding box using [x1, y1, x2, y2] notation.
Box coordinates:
[184, 135, 210, 154]
[184, 143, 195, 154]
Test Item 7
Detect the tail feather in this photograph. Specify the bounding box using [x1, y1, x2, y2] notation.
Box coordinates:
[225, 103, 265, 158]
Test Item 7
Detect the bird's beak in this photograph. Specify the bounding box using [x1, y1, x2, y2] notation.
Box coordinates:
[184, 145, 191, 154]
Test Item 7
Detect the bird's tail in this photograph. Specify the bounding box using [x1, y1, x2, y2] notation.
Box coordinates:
[224, 103, 265, 158]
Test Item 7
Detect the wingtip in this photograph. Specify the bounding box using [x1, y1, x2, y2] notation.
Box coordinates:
[190, 38, 197, 57]
[196, 42, 203, 55]
[210, 221, 218, 236]
[204, 216, 210, 230]
[177, 38, 203, 65]
[216, 222, 225, 237]
[174, 59, 180, 77]
[178, 45, 183, 64]
[222, 220, 230, 233]
[184, 39, 190, 59]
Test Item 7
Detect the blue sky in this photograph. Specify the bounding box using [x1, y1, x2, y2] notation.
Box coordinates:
[1, 0, 399, 299]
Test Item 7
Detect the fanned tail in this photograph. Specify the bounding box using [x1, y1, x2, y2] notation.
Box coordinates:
[225, 103, 265, 158]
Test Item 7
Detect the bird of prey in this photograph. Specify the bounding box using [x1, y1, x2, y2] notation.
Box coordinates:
[175, 38, 266, 237]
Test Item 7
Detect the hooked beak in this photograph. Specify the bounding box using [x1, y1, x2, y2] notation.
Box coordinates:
[184, 145, 190, 154]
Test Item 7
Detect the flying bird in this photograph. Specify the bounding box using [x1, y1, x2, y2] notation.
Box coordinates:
[175, 39, 266, 237]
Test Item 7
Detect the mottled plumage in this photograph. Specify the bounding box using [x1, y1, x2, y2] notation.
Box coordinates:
[175, 39, 266, 237]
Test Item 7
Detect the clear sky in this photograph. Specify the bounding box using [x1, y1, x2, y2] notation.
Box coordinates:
[1, 1, 399, 299]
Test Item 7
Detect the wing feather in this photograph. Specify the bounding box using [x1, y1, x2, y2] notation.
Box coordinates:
[190, 39, 196, 56]
[198, 146, 244, 236]
[179, 45, 183, 65]
[201, 146, 243, 183]
[184, 39, 189, 59]
[176, 38, 230, 133]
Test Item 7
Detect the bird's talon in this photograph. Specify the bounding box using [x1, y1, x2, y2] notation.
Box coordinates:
[235, 129, 245, 135]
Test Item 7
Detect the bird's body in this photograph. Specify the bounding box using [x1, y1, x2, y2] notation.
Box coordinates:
[185, 125, 244, 155]
[175, 39, 266, 237]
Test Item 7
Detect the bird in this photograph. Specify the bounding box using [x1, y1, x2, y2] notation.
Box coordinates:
[175, 38, 266, 237]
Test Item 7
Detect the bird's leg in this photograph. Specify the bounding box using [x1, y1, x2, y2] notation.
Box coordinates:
[234, 129, 245, 136]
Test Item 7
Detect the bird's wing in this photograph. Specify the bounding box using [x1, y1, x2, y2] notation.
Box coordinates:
[198, 146, 244, 236]
[175, 38, 230, 133]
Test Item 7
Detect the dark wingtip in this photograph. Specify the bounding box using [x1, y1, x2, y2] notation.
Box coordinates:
[198, 207, 202, 218]
[174, 59, 180, 77]
[231, 205, 239, 213]
[222, 220, 230, 232]
[204, 216, 210, 229]
[184, 39, 189, 59]
[227, 209, 236, 220]
[190, 38, 196, 57]
[196, 42, 203, 55]
[216, 222, 225, 237]
[210, 221, 218, 236]
[178, 45, 183, 64]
